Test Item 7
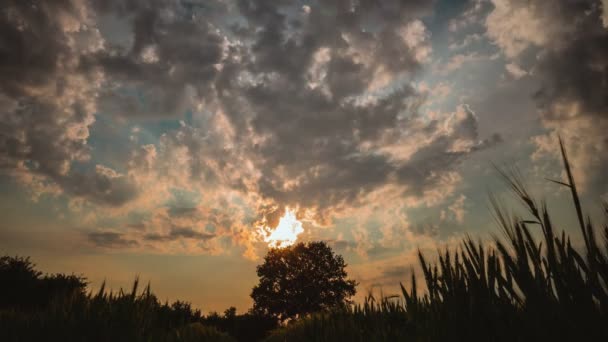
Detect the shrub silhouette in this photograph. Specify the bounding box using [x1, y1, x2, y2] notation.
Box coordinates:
[251, 241, 357, 321]
[0, 256, 86, 310]
[203, 307, 278, 342]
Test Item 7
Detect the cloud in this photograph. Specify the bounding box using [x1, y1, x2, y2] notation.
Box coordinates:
[87, 0, 228, 119]
[381, 265, 410, 281]
[1, 0, 503, 257]
[398, 20, 432, 63]
[485, 0, 548, 58]
[438, 52, 487, 75]
[449, 33, 483, 51]
[441, 194, 467, 224]
[60, 165, 137, 206]
[144, 226, 215, 242]
[212, 2, 497, 224]
[88, 231, 138, 248]
[0, 0, 139, 206]
[447, 0, 488, 33]
[486, 0, 608, 194]
[504, 63, 527, 79]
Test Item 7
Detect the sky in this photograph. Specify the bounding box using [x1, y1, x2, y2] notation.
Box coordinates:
[1, 0, 607, 313]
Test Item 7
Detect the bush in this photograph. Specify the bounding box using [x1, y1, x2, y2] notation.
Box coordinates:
[203, 307, 278, 342]
[0, 256, 87, 310]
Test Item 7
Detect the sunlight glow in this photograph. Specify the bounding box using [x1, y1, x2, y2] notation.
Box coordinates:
[261, 209, 304, 248]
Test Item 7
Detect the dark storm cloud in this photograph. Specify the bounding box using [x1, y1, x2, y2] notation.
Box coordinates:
[0, 0, 138, 206]
[88, 231, 138, 248]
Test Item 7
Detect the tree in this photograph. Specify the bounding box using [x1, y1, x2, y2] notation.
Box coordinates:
[251, 241, 357, 321]
[0, 255, 87, 310]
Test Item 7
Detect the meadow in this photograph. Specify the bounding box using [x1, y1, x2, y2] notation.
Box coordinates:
[1, 141, 607, 341]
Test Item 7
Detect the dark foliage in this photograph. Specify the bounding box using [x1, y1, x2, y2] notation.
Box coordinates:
[251, 241, 357, 321]
[0, 257, 275, 341]
[0, 255, 87, 310]
[203, 307, 278, 342]
[0, 275, 222, 341]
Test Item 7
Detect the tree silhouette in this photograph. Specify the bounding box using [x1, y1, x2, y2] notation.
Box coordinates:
[0, 255, 86, 310]
[251, 241, 357, 321]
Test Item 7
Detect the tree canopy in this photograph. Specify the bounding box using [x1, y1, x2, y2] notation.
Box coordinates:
[0, 255, 87, 310]
[251, 241, 357, 321]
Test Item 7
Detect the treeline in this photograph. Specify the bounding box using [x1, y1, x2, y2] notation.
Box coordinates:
[0, 255, 276, 341]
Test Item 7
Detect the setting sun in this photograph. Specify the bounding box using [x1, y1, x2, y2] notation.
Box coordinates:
[261, 209, 304, 248]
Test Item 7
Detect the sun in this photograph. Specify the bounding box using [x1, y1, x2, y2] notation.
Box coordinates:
[260, 208, 304, 248]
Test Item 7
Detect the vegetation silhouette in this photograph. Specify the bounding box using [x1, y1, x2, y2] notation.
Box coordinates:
[0, 257, 276, 341]
[0, 255, 86, 310]
[204, 307, 278, 342]
[251, 241, 357, 321]
[266, 139, 608, 341]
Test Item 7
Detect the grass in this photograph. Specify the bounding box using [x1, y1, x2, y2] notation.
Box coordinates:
[0, 276, 235, 341]
[266, 138, 608, 341]
[0, 257, 277, 341]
